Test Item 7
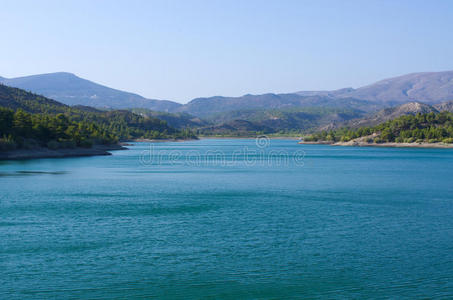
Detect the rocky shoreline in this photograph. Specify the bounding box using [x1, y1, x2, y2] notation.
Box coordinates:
[0, 144, 127, 160]
[298, 140, 453, 148]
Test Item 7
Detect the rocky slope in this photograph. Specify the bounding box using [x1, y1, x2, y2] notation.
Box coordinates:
[434, 100, 453, 112]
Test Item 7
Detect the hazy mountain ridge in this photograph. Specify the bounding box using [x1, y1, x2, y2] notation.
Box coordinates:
[294, 71, 453, 105]
[178, 93, 381, 117]
[434, 100, 453, 112]
[3, 71, 453, 116]
[0, 72, 182, 112]
[336, 71, 453, 105]
[0, 72, 383, 117]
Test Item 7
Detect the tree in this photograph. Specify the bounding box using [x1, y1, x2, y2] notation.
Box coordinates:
[13, 109, 33, 138]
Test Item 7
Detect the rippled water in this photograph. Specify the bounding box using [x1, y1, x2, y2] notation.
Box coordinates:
[1, 139, 453, 299]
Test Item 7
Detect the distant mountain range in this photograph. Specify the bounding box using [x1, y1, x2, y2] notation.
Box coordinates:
[2, 70, 453, 135]
[298, 71, 453, 105]
[178, 94, 381, 117]
[197, 107, 364, 135]
[338, 71, 453, 105]
[2, 71, 453, 117]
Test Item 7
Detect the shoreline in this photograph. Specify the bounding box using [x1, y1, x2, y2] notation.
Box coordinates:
[0, 144, 127, 161]
[130, 137, 199, 143]
[198, 136, 301, 140]
[298, 141, 453, 149]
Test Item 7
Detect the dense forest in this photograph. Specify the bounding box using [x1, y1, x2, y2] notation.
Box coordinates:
[305, 112, 453, 144]
[0, 84, 196, 151]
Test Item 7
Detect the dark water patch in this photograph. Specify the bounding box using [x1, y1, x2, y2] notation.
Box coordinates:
[16, 171, 68, 175]
[111, 203, 220, 217]
[2, 241, 113, 255]
[68, 192, 142, 199]
[0, 171, 68, 177]
[2, 200, 221, 218]
[0, 221, 50, 227]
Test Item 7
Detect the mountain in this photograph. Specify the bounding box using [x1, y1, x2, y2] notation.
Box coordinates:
[196, 107, 364, 135]
[3, 70, 453, 133]
[178, 93, 380, 117]
[295, 87, 355, 97]
[343, 102, 439, 129]
[0, 83, 193, 142]
[0, 73, 382, 117]
[318, 99, 453, 133]
[0, 72, 182, 111]
[306, 110, 453, 145]
[335, 71, 453, 105]
[434, 100, 453, 113]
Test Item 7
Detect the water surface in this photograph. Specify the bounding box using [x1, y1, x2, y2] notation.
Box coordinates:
[1, 139, 453, 299]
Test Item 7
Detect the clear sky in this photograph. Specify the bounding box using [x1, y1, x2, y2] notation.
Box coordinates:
[1, 0, 453, 103]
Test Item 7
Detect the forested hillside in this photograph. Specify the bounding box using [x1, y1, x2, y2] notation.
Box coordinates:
[306, 112, 453, 144]
[0, 84, 195, 151]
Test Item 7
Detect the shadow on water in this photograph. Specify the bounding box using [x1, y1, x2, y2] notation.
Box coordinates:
[0, 171, 68, 177]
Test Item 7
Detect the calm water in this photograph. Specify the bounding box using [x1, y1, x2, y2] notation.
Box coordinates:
[1, 139, 453, 299]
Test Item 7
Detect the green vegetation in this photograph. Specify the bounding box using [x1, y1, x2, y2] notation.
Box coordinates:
[0, 84, 196, 151]
[305, 112, 453, 144]
[0, 107, 118, 150]
[195, 107, 363, 136]
[130, 108, 207, 129]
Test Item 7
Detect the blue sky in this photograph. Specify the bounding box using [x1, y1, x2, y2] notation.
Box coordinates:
[1, 0, 453, 103]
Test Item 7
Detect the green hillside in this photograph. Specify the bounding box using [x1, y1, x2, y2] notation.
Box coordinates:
[306, 111, 453, 144]
[196, 107, 363, 136]
[0, 84, 196, 151]
[130, 108, 208, 129]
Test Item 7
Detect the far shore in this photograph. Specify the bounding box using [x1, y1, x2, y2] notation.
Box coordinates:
[298, 141, 453, 149]
[198, 136, 301, 140]
[0, 144, 127, 161]
[132, 136, 302, 142]
[131, 137, 198, 143]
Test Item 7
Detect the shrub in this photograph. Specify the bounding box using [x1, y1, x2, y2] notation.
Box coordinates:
[0, 138, 17, 151]
[47, 140, 60, 150]
[80, 139, 93, 148]
[428, 139, 438, 143]
[442, 137, 453, 144]
[374, 137, 384, 144]
[303, 135, 316, 142]
[58, 139, 77, 149]
[404, 137, 416, 143]
[23, 139, 39, 150]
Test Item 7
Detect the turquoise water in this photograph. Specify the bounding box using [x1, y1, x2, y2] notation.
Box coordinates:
[1, 139, 453, 299]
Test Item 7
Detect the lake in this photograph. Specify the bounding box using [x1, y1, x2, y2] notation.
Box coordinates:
[1, 139, 453, 299]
